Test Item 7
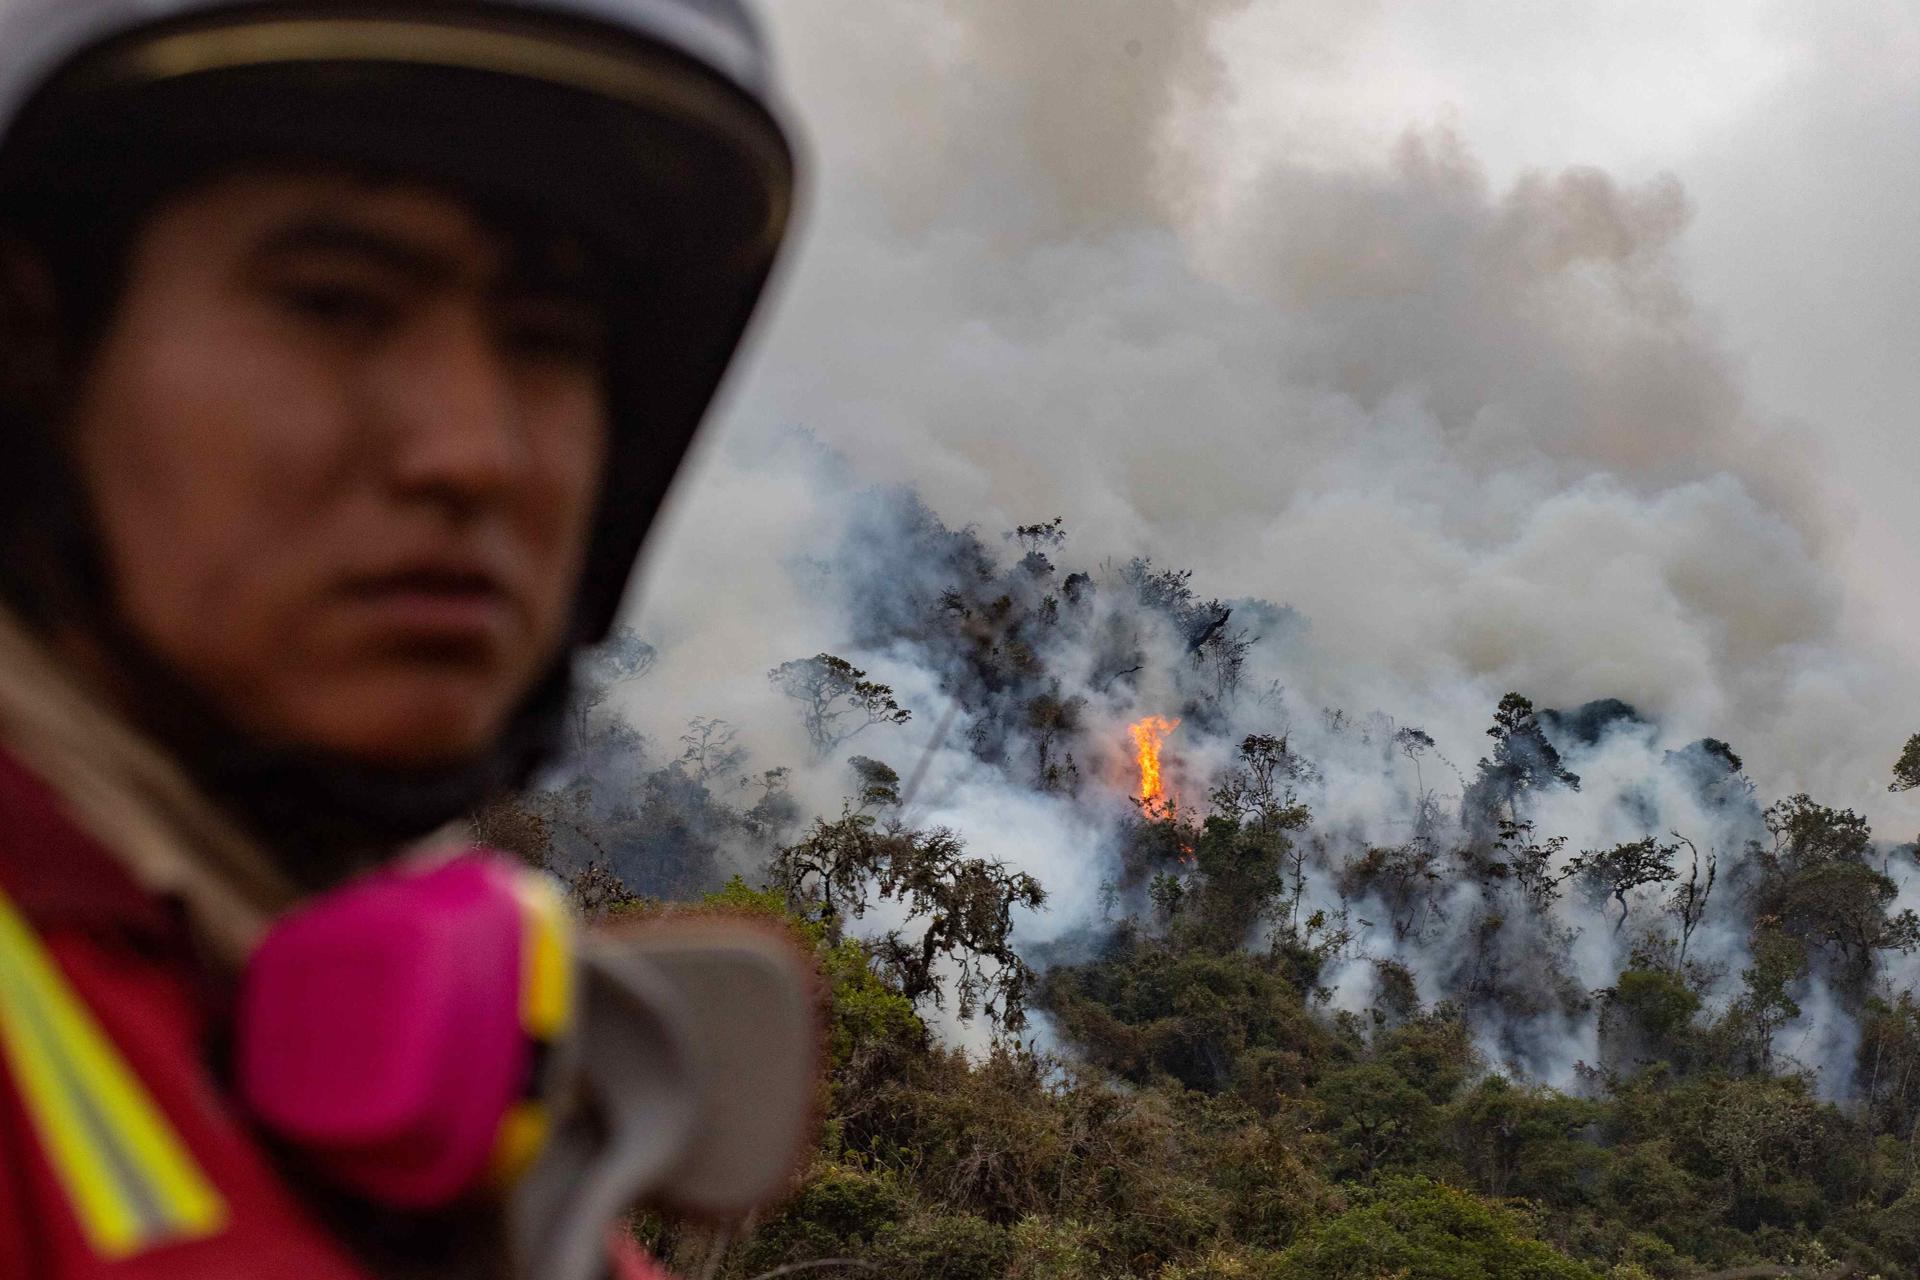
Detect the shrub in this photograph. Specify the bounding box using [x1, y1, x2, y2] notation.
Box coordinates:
[733, 1162, 908, 1273]
[1272, 1178, 1603, 1280]
[873, 1211, 1013, 1280]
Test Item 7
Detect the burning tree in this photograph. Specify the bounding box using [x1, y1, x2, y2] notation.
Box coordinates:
[1128, 715, 1181, 807]
[769, 652, 911, 759]
[1120, 732, 1326, 957]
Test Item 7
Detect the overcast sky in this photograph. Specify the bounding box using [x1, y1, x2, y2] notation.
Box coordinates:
[1206, 1, 1920, 640]
[635, 1, 1919, 823]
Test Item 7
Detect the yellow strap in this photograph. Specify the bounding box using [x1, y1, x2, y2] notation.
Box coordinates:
[0, 888, 227, 1258]
[513, 872, 574, 1043]
[483, 870, 574, 1189]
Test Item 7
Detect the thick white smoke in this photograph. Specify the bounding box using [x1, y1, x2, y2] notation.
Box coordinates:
[614, 2, 1920, 1079]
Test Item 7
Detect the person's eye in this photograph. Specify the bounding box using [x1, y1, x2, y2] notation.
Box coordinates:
[497, 301, 607, 369]
[270, 278, 403, 333]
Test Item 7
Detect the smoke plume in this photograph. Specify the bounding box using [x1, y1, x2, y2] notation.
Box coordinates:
[605, 1, 1920, 1084]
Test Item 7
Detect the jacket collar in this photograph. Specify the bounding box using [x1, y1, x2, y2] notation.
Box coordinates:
[0, 746, 180, 945]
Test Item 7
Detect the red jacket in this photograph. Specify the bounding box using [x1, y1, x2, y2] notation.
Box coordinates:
[0, 749, 374, 1278]
[0, 751, 668, 1280]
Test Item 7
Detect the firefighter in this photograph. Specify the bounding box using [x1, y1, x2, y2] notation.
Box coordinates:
[0, 1, 811, 1276]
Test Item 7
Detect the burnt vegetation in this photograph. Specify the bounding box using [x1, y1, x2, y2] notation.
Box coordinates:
[484, 493, 1920, 1278]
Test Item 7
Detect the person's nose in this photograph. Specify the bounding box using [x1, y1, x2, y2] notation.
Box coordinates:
[375, 304, 524, 517]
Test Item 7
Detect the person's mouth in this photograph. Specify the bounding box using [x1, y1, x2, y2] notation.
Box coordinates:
[340, 562, 519, 651]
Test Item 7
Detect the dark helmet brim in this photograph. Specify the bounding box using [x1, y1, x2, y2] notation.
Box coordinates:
[0, 8, 798, 642]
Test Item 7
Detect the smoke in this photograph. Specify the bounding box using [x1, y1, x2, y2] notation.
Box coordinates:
[613, 2, 1920, 1080]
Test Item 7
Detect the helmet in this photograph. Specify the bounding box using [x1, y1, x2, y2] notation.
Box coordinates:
[0, 0, 798, 643]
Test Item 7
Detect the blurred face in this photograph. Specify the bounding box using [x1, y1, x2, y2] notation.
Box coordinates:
[66, 173, 610, 766]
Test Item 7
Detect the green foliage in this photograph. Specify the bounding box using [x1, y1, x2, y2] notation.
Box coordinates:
[1273, 1178, 1603, 1279]
[636, 800, 1920, 1280]
[773, 807, 1046, 1029]
[1189, 815, 1295, 949]
[1610, 967, 1700, 1040]
[1005, 1216, 1102, 1280]
[691, 876, 928, 1076]
[1210, 734, 1316, 832]
[1759, 857, 1920, 981]
[1893, 733, 1920, 792]
[733, 1162, 909, 1274]
[1858, 992, 1920, 1138]
[1764, 793, 1873, 866]
[1311, 1063, 1441, 1177]
[1153, 1244, 1287, 1278]
[1601, 1071, 1858, 1250]
[1447, 1077, 1602, 1202]
[1374, 1011, 1476, 1102]
[1745, 792, 1919, 996]
[1711, 926, 1809, 1074]
[1600, 966, 1702, 1070]
[870, 1211, 1014, 1279]
[1042, 937, 1339, 1096]
[699, 874, 812, 929]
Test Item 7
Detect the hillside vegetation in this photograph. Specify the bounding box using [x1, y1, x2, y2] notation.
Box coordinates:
[484, 494, 1920, 1279]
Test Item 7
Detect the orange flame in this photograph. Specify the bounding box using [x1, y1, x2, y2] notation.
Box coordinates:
[1128, 716, 1181, 803]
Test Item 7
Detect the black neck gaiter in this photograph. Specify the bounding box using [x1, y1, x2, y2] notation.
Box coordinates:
[86, 606, 572, 890]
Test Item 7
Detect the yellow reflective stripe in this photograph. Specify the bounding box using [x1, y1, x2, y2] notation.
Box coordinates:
[26, 934, 227, 1242]
[0, 946, 145, 1254]
[0, 888, 226, 1258]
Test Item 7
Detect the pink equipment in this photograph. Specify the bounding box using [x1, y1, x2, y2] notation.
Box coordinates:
[236, 854, 567, 1208]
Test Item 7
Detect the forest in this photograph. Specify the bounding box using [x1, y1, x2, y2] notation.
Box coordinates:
[480, 488, 1920, 1279]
